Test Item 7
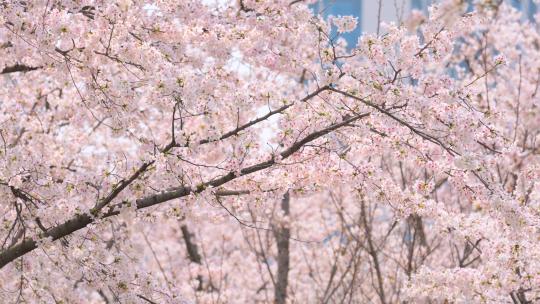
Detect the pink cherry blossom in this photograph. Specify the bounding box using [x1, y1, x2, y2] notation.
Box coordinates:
[0, 1, 539, 303]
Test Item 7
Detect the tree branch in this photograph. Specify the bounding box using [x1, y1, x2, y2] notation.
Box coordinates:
[0, 112, 368, 269]
[1, 64, 41, 74]
[273, 191, 290, 304]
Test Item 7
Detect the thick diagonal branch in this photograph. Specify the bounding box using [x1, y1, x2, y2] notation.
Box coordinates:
[0, 112, 368, 269]
[1, 64, 41, 74]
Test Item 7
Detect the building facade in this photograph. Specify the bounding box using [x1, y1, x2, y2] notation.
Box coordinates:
[314, 0, 537, 46]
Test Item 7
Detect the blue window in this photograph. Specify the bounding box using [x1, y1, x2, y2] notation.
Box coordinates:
[411, 0, 424, 10]
[528, 0, 537, 21]
[313, 0, 362, 48]
[411, 0, 433, 12]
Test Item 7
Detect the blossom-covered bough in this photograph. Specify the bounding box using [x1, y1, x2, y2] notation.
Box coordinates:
[1, 0, 539, 303]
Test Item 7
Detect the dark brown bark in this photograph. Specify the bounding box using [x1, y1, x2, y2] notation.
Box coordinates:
[361, 201, 386, 304]
[181, 225, 202, 264]
[274, 191, 290, 304]
[1, 64, 40, 74]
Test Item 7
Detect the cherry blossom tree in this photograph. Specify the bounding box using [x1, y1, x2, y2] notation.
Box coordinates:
[1, 0, 539, 303]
